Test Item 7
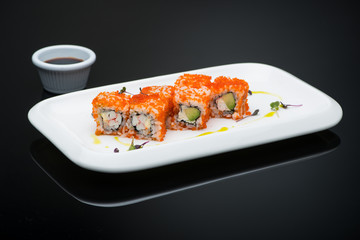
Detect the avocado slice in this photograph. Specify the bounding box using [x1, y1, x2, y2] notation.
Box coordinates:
[184, 107, 201, 121]
[222, 93, 236, 110]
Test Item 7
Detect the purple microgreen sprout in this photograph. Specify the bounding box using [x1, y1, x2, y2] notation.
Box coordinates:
[136, 141, 150, 149]
[139, 87, 148, 96]
[128, 137, 150, 151]
[270, 101, 302, 117]
[114, 148, 119, 153]
[248, 90, 253, 96]
[236, 109, 260, 122]
[119, 87, 134, 95]
[280, 101, 303, 109]
[251, 109, 260, 116]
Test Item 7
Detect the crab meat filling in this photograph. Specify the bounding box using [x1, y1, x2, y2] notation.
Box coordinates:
[131, 113, 153, 136]
[215, 92, 236, 114]
[177, 105, 201, 125]
[100, 110, 123, 131]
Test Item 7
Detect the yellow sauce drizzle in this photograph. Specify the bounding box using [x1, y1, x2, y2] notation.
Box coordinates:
[91, 134, 101, 144]
[264, 111, 276, 117]
[219, 126, 229, 132]
[196, 127, 229, 137]
[155, 143, 166, 145]
[252, 91, 282, 100]
[241, 111, 277, 125]
[114, 137, 131, 146]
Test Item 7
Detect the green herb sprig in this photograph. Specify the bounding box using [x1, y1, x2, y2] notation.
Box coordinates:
[270, 101, 302, 117]
[270, 101, 281, 111]
[119, 87, 134, 95]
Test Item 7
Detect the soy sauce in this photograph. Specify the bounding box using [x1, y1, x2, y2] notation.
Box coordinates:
[45, 57, 83, 65]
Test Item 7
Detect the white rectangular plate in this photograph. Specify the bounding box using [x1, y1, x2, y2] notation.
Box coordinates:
[28, 63, 342, 173]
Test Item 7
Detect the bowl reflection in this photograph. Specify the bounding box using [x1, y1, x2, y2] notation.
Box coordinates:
[30, 130, 340, 207]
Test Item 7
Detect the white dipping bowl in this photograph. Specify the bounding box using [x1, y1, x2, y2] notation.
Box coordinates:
[32, 45, 96, 94]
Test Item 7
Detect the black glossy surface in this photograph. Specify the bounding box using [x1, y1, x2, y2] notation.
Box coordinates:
[30, 131, 340, 207]
[2, 0, 359, 239]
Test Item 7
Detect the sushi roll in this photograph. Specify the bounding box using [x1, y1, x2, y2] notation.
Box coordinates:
[169, 74, 212, 130]
[140, 85, 175, 128]
[127, 93, 169, 141]
[92, 91, 131, 136]
[209, 76, 250, 120]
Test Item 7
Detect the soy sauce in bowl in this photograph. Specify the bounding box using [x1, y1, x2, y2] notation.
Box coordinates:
[32, 44, 96, 93]
[45, 57, 83, 65]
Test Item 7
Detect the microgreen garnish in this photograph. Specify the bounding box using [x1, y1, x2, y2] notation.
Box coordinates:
[270, 101, 281, 117]
[270, 101, 303, 110]
[251, 109, 260, 116]
[119, 87, 126, 94]
[119, 87, 134, 95]
[128, 137, 149, 151]
[270, 101, 302, 117]
[236, 109, 260, 121]
[248, 90, 252, 96]
[270, 101, 281, 111]
[114, 148, 119, 153]
[139, 87, 148, 95]
[280, 101, 303, 109]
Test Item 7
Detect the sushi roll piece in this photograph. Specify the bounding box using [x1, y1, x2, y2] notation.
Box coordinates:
[92, 91, 131, 136]
[127, 93, 169, 141]
[140, 85, 175, 128]
[169, 74, 212, 130]
[209, 76, 250, 120]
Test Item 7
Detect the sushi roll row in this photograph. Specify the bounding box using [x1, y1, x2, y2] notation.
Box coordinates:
[92, 74, 250, 142]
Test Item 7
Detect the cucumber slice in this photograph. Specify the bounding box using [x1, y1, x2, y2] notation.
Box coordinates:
[184, 107, 201, 121]
[222, 93, 236, 110]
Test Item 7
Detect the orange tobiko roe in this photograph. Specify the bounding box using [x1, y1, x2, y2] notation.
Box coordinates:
[212, 76, 249, 90]
[141, 85, 175, 115]
[174, 73, 212, 88]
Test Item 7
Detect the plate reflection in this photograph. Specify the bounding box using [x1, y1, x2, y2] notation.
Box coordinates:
[30, 130, 340, 207]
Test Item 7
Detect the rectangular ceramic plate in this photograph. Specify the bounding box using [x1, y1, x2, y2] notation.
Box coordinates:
[28, 63, 342, 173]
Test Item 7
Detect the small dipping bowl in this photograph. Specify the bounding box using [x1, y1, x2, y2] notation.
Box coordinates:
[32, 45, 96, 94]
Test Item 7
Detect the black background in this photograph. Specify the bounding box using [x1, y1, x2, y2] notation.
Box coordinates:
[1, 0, 359, 239]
